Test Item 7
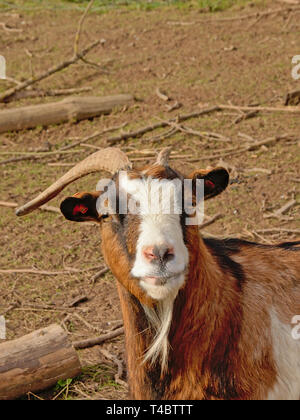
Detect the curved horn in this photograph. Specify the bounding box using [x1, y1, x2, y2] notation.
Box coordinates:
[16, 147, 132, 217]
[155, 147, 172, 166]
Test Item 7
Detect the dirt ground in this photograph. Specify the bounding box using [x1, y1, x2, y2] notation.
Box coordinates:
[0, 0, 299, 400]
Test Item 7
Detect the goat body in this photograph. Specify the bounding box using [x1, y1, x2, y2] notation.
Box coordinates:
[17, 147, 300, 400]
[102, 222, 300, 400]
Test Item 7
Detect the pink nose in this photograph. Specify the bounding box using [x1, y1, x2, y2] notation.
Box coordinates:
[142, 245, 175, 264]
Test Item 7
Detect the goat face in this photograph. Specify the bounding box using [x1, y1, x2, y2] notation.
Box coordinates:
[60, 163, 229, 301]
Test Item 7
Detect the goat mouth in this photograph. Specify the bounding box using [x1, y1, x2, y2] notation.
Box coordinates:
[143, 276, 167, 286]
[142, 272, 185, 286]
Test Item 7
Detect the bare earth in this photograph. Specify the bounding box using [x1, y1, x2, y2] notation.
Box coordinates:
[0, 0, 299, 399]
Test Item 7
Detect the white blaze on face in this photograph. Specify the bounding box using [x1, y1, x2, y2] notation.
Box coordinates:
[119, 171, 190, 372]
[119, 172, 189, 301]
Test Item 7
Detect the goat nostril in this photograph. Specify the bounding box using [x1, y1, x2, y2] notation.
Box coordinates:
[163, 248, 175, 262]
[143, 247, 156, 261]
[142, 245, 175, 263]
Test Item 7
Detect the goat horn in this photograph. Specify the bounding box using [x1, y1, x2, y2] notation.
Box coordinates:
[16, 147, 132, 216]
[155, 147, 172, 166]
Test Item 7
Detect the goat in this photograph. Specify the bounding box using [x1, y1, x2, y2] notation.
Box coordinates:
[16, 147, 300, 400]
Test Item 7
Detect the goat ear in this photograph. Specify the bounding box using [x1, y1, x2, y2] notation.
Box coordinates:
[60, 192, 101, 222]
[188, 167, 229, 200]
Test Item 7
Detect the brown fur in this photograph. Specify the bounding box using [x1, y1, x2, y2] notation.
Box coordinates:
[101, 223, 300, 399]
[61, 167, 300, 400]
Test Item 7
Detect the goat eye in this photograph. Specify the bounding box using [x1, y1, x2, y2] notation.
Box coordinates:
[101, 213, 110, 220]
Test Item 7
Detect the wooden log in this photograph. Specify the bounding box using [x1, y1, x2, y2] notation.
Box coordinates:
[0, 324, 81, 400]
[0, 94, 133, 134]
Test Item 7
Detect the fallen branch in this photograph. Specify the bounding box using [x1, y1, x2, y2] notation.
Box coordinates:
[108, 103, 300, 146]
[187, 135, 290, 161]
[159, 118, 231, 142]
[0, 40, 101, 103]
[218, 103, 300, 114]
[0, 94, 133, 134]
[167, 5, 300, 25]
[73, 327, 124, 350]
[107, 106, 221, 145]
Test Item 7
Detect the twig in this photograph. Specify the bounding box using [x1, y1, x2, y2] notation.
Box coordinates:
[0, 265, 105, 276]
[255, 228, 300, 235]
[186, 135, 290, 161]
[199, 213, 223, 229]
[263, 199, 297, 220]
[68, 295, 89, 308]
[244, 168, 273, 175]
[107, 106, 221, 145]
[60, 122, 128, 151]
[74, 0, 95, 56]
[99, 348, 127, 387]
[166, 101, 182, 112]
[233, 110, 259, 125]
[218, 103, 300, 114]
[72, 312, 99, 332]
[141, 127, 178, 144]
[0, 200, 60, 214]
[130, 153, 193, 162]
[155, 87, 170, 102]
[159, 118, 230, 142]
[6, 87, 93, 102]
[90, 267, 110, 284]
[0, 22, 22, 32]
[0, 149, 83, 165]
[108, 103, 300, 146]
[73, 327, 124, 349]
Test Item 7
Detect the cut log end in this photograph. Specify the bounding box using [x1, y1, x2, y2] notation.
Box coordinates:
[0, 324, 81, 400]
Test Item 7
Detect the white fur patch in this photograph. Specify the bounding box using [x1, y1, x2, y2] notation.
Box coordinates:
[119, 173, 189, 300]
[142, 294, 176, 373]
[267, 309, 300, 400]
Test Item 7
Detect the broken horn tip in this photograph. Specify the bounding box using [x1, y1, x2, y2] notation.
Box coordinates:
[15, 206, 28, 217]
[156, 147, 172, 166]
[15, 208, 22, 216]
